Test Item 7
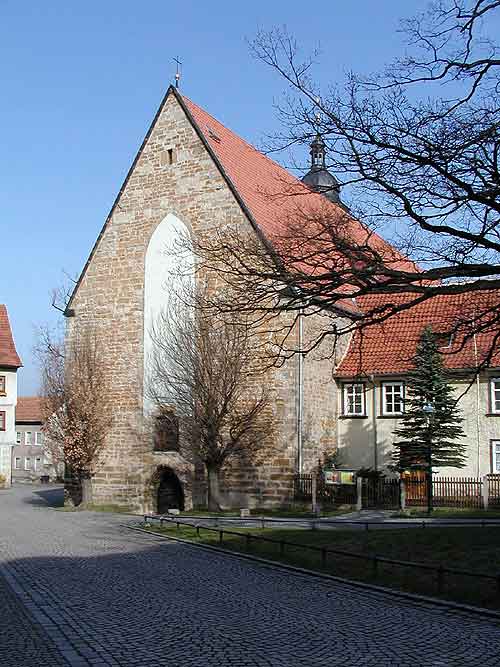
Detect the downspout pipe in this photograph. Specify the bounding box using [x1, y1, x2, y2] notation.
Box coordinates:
[369, 375, 378, 471]
[297, 309, 304, 474]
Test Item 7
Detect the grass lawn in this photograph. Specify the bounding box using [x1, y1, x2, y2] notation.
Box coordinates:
[392, 507, 500, 520]
[58, 503, 133, 513]
[144, 522, 500, 610]
[181, 507, 349, 519]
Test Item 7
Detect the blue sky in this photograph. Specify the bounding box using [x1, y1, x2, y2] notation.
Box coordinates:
[1, 0, 424, 394]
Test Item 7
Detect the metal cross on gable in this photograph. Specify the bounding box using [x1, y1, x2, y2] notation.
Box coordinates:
[173, 56, 182, 88]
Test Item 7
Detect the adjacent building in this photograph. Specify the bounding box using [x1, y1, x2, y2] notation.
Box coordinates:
[0, 305, 22, 487]
[335, 292, 500, 477]
[12, 397, 45, 482]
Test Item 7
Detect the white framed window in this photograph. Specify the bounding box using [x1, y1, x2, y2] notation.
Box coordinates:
[35, 431, 43, 445]
[14, 457, 21, 469]
[25, 431, 32, 446]
[34, 457, 41, 472]
[490, 379, 500, 414]
[0, 375, 5, 395]
[343, 383, 366, 416]
[24, 457, 31, 470]
[492, 441, 500, 473]
[16, 432, 21, 444]
[0, 412, 5, 431]
[382, 382, 405, 415]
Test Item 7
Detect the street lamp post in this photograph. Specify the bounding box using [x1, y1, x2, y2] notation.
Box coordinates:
[423, 402, 435, 514]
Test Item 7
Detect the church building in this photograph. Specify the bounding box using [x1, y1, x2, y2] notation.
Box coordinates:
[65, 85, 499, 512]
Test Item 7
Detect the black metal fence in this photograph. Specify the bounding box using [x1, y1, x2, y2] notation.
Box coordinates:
[293, 474, 357, 507]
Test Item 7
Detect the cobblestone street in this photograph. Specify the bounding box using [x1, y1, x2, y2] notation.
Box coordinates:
[1, 485, 500, 666]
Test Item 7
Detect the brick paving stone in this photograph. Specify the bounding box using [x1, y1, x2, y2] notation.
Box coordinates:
[0, 565, 66, 666]
[1, 484, 500, 666]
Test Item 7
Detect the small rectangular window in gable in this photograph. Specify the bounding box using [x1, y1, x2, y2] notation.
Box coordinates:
[0, 376, 5, 395]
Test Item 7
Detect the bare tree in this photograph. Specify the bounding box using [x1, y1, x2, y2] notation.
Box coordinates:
[185, 1, 500, 365]
[36, 326, 112, 506]
[147, 286, 274, 511]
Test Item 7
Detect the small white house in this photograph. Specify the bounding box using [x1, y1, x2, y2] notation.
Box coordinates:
[0, 305, 22, 486]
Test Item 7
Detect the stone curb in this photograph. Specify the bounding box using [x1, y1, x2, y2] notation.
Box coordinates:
[125, 524, 500, 623]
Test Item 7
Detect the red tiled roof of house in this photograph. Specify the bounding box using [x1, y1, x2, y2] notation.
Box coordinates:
[335, 291, 500, 377]
[16, 397, 43, 423]
[0, 305, 22, 368]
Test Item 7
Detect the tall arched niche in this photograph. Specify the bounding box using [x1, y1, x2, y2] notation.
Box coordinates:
[143, 212, 194, 414]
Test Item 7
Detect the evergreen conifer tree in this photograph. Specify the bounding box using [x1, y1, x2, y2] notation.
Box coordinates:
[391, 326, 466, 512]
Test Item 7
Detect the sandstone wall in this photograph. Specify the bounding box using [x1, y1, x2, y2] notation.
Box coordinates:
[67, 91, 346, 511]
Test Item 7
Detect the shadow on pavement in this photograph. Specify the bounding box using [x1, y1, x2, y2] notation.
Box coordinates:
[21, 486, 64, 508]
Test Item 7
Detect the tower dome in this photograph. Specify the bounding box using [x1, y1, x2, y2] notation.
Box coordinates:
[301, 133, 341, 204]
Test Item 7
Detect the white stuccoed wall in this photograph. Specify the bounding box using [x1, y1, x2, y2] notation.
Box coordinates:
[0, 369, 18, 486]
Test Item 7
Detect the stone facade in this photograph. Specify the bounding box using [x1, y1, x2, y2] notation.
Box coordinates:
[67, 90, 345, 512]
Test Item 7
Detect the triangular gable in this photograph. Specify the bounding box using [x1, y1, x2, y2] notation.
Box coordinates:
[67, 86, 414, 314]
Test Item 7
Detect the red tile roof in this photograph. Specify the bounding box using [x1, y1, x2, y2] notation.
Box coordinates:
[182, 94, 416, 305]
[0, 305, 22, 368]
[335, 291, 500, 377]
[16, 397, 43, 423]
[68, 87, 417, 314]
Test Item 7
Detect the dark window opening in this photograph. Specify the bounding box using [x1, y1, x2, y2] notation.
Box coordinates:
[167, 148, 174, 165]
[154, 414, 179, 452]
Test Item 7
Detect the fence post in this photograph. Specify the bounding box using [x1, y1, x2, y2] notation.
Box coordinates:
[400, 478, 406, 511]
[312, 475, 318, 514]
[482, 475, 489, 511]
[356, 476, 363, 511]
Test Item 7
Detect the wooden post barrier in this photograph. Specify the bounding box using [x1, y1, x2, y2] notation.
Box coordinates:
[356, 476, 363, 511]
[311, 475, 318, 514]
[400, 478, 406, 511]
[482, 475, 489, 511]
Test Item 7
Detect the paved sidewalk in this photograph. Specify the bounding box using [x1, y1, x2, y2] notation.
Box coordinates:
[1, 484, 500, 666]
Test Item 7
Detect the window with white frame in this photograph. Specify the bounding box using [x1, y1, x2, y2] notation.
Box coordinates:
[25, 431, 32, 446]
[24, 457, 31, 470]
[16, 432, 21, 444]
[492, 441, 500, 473]
[0, 411, 5, 431]
[35, 431, 43, 445]
[382, 382, 405, 415]
[343, 383, 366, 416]
[34, 457, 41, 471]
[0, 375, 5, 395]
[14, 457, 21, 469]
[490, 379, 500, 414]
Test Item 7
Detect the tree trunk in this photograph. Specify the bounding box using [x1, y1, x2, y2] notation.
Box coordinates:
[207, 465, 222, 512]
[80, 473, 93, 507]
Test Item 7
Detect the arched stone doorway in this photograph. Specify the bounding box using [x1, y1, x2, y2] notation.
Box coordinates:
[157, 467, 185, 513]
